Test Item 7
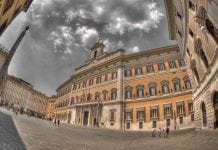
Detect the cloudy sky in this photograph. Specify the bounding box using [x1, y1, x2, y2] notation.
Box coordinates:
[0, 0, 175, 96]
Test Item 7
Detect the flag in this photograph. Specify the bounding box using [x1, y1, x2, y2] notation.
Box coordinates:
[82, 88, 85, 97]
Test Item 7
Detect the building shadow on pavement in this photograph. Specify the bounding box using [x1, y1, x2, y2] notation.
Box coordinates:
[0, 111, 27, 150]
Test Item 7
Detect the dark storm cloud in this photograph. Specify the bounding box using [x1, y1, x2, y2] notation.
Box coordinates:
[0, 0, 175, 95]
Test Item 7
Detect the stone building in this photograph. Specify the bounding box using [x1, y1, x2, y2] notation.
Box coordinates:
[165, 0, 218, 129]
[55, 43, 194, 131]
[0, 0, 33, 36]
[46, 95, 56, 119]
[1, 74, 33, 112]
[1, 74, 48, 117]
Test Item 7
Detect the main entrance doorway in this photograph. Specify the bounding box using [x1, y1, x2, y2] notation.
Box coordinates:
[213, 92, 218, 128]
[83, 111, 89, 126]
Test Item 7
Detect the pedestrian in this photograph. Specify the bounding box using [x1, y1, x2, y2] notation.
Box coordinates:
[159, 127, 162, 137]
[57, 119, 60, 127]
[54, 118, 57, 126]
[151, 127, 156, 137]
[166, 126, 170, 138]
[162, 127, 166, 138]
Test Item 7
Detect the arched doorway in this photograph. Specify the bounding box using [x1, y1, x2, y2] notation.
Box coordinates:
[213, 92, 218, 128]
[201, 102, 207, 127]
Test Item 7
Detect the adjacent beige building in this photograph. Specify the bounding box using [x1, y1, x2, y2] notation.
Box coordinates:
[46, 96, 56, 119]
[165, 0, 218, 129]
[1, 74, 48, 118]
[0, 0, 33, 36]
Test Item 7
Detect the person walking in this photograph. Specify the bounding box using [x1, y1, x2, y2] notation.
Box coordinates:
[166, 126, 170, 138]
[162, 127, 166, 138]
[57, 119, 60, 127]
[54, 118, 57, 126]
[158, 127, 162, 137]
[151, 127, 156, 137]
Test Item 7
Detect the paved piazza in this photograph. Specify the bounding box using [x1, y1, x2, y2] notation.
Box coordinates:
[0, 108, 218, 150]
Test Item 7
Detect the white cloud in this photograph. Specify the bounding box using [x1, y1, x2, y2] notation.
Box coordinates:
[131, 46, 140, 53]
[75, 26, 99, 46]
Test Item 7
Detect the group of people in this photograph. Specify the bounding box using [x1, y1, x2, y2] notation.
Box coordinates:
[53, 118, 60, 127]
[152, 126, 170, 138]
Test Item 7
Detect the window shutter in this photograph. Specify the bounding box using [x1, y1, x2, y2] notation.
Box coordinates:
[131, 111, 133, 122]
[157, 106, 159, 121]
[183, 104, 185, 117]
[137, 111, 139, 121]
[144, 108, 146, 122]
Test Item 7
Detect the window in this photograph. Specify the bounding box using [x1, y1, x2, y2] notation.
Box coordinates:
[78, 83, 81, 89]
[139, 122, 143, 129]
[177, 12, 182, 20]
[188, 102, 194, 113]
[125, 87, 132, 99]
[178, 30, 182, 37]
[102, 90, 108, 101]
[187, 48, 190, 56]
[124, 69, 132, 77]
[149, 83, 157, 96]
[125, 110, 132, 121]
[177, 104, 184, 115]
[189, 0, 195, 11]
[82, 81, 86, 88]
[110, 109, 116, 122]
[104, 74, 108, 82]
[136, 85, 144, 98]
[158, 63, 165, 71]
[137, 108, 145, 121]
[89, 79, 93, 86]
[173, 79, 181, 92]
[111, 88, 117, 100]
[146, 64, 154, 73]
[3, 0, 14, 14]
[178, 59, 185, 67]
[135, 67, 142, 75]
[164, 105, 172, 117]
[206, 19, 218, 43]
[184, 77, 192, 89]
[95, 92, 100, 101]
[112, 72, 117, 80]
[168, 60, 176, 69]
[189, 28, 194, 38]
[179, 116, 183, 124]
[199, 46, 209, 68]
[96, 77, 101, 84]
[161, 81, 169, 94]
[151, 106, 158, 119]
[166, 119, 170, 126]
[73, 84, 77, 90]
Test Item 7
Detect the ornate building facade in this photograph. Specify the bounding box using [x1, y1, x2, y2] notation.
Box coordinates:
[1, 74, 48, 117]
[0, 0, 33, 36]
[46, 95, 56, 119]
[165, 0, 218, 129]
[55, 43, 194, 131]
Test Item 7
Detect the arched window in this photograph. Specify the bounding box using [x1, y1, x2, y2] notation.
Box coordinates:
[173, 78, 181, 92]
[95, 92, 100, 101]
[148, 83, 157, 96]
[111, 88, 117, 100]
[184, 77, 192, 89]
[136, 85, 144, 98]
[125, 86, 132, 99]
[102, 90, 108, 101]
[161, 81, 169, 94]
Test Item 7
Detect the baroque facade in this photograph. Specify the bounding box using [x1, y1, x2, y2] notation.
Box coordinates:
[55, 43, 194, 131]
[0, 0, 33, 36]
[165, 0, 218, 129]
[1, 74, 48, 117]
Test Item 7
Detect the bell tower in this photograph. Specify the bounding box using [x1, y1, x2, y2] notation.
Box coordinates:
[90, 41, 105, 59]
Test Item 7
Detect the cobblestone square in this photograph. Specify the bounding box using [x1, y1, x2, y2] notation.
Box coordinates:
[1, 108, 218, 150]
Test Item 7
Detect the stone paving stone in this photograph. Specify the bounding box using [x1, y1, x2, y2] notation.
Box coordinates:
[1, 108, 218, 150]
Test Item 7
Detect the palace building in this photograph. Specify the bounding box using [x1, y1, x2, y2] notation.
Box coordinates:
[0, 0, 33, 36]
[55, 43, 194, 131]
[165, 0, 218, 129]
